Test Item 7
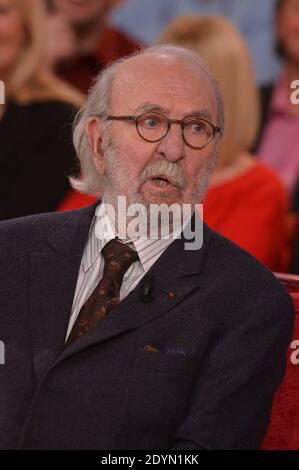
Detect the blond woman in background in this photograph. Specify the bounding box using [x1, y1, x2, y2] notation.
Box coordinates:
[0, 0, 84, 220]
[159, 15, 291, 272]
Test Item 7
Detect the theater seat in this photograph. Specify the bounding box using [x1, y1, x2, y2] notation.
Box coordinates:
[262, 272, 299, 449]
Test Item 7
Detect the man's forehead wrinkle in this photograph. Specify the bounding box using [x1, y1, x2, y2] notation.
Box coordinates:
[131, 102, 213, 121]
[110, 55, 217, 119]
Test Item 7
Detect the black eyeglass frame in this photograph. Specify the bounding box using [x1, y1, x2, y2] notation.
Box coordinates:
[105, 112, 223, 150]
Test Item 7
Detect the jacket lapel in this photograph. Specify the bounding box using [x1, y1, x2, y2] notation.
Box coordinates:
[29, 203, 98, 379]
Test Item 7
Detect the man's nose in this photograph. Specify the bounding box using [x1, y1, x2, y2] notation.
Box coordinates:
[156, 123, 185, 162]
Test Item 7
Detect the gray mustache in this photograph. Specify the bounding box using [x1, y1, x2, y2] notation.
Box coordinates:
[140, 159, 187, 189]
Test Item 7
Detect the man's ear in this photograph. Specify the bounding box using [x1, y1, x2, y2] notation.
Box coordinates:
[85, 117, 106, 175]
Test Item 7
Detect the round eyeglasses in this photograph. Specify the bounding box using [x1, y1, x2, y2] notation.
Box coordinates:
[106, 111, 222, 150]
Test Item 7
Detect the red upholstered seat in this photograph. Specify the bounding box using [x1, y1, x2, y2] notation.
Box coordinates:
[262, 273, 299, 449]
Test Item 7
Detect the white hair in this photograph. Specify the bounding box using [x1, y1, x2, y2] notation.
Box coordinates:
[70, 44, 225, 194]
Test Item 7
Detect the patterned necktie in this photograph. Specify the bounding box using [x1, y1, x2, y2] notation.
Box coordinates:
[65, 239, 139, 347]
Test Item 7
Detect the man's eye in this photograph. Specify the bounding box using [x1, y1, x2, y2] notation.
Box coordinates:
[189, 121, 206, 134]
[142, 116, 162, 129]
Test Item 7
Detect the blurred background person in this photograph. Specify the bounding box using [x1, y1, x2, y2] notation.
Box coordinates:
[158, 15, 291, 272]
[110, 0, 279, 86]
[0, 0, 84, 220]
[43, 0, 141, 93]
[257, 0, 299, 198]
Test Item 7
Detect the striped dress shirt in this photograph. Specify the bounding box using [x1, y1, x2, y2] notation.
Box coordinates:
[66, 202, 180, 340]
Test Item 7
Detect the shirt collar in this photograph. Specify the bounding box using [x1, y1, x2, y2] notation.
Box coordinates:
[82, 201, 187, 273]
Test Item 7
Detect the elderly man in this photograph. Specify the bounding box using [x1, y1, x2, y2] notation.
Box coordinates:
[0, 45, 294, 450]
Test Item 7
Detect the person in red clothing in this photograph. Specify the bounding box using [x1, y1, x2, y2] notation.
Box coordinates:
[158, 15, 290, 272]
[203, 162, 289, 272]
[57, 190, 97, 211]
[43, 0, 141, 93]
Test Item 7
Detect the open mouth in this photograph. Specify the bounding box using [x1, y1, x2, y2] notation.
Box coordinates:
[151, 176, 173, 187]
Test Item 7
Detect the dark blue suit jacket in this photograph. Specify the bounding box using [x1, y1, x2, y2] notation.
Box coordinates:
[0, 203, 294, 449]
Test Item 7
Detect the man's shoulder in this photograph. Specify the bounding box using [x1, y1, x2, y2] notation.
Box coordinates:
[203, 224, 294, 327]
[205, 223, 285, 293]
[0, 205, 95, 256]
